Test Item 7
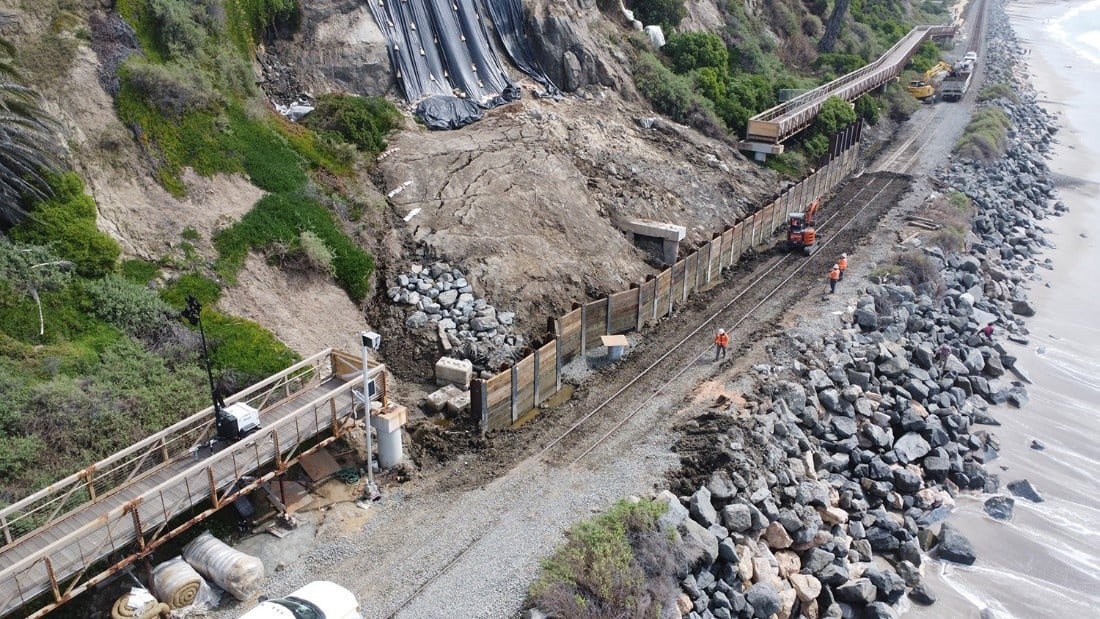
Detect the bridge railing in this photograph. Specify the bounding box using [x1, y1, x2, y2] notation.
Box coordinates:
[0, 349, 336, 550]
[0, 353, 385, 618]
[745, 24, 956, 142]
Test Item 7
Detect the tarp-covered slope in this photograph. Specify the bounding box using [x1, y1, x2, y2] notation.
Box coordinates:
[367, 0, 558, 129]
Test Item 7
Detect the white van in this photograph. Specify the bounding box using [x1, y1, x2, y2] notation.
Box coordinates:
[964, 51, 978, 62]
[238, 581, 361, 619]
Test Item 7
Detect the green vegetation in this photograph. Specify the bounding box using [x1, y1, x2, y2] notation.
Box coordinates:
[977, 83, 1020, 104]
[628, 0, 946, 173]
[301, 94, 403, 155]
[12, 173, 121, 278]
[214, 193, 374, 299]
[954, 107, 1012, 160]
[529, 499, 683, 618]
[631, 0, 687, 31]
[907, 41, 942, 73]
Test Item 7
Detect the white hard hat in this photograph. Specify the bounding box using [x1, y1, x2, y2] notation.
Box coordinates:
[841, 253, 847, 257]
[833, 264, 839, 268]
[718, 329, 725, 334]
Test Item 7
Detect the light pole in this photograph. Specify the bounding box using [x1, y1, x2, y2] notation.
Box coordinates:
[182, 296, 227, 437]
[359, 331, 382, 502]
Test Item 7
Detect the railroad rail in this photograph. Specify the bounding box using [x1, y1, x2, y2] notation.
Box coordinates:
[0, 349, 388, 618]
[741, 23, 957, 156]
[382, 174, 912, 617]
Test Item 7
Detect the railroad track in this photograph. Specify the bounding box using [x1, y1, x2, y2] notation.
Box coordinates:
[380, 172, 910, 618]
[875, 105, 948, 173]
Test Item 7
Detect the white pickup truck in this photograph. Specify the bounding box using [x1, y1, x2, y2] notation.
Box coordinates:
[238, 582, 361, 619]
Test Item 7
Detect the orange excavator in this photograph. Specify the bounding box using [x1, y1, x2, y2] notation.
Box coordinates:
[786, 197, 820, 255]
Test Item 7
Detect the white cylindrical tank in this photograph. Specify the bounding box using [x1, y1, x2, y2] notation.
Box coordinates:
[182, 531, 264, 601]
[238, 581, 362, 619]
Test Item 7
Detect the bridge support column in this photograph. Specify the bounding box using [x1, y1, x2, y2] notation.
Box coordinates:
[737, 140, 785, 162]
[371, 405, 407, 469]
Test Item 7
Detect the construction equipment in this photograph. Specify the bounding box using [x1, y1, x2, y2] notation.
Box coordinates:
[906, 60, 955, 100]
[786, 198, 821, 255]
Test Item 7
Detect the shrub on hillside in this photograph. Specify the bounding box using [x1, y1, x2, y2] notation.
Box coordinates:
[662, 32, 729, 73]
[631, 0, 686, 30]
[977, 83, 1020, 104]
[633, 51, 720, 128]
[82, 274, 175, 339]
[855, 94, 880, 125]
[121, 59, 220, 117]
[529, 499, 682, 618]
[884, 83, 920, 120]
[300, 94, 403, 156]
[954, 107, 1011, 161]
[12, 173, 120, 278]
[214, 193, 374, 300]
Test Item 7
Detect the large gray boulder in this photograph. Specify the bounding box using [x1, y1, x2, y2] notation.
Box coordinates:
[936, 523, 976, 565]
[745, 583, 781, 618]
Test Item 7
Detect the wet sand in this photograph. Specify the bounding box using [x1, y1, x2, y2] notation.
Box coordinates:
[910, 1, 1100, 616]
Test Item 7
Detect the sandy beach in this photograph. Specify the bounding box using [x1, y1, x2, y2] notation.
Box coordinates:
[909, 1, 1100, 616]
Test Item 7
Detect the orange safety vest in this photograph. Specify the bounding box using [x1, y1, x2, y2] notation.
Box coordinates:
[838, 256, 848, 272]
[715, 332, 729, 347]
[828, 267, 840, 281]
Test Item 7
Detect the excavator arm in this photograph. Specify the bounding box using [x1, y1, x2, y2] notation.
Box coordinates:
[907, 60, 955, 100]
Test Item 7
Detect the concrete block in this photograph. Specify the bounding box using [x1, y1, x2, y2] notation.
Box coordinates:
[424, 388, 449, 413]
[435, 356, 473, 389]
[370, 404, 408, 434]
[445, 391, 471, 416]
[620, 219, 687, 242]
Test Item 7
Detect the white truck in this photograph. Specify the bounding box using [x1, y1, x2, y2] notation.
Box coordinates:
[238, 581, 361, 619]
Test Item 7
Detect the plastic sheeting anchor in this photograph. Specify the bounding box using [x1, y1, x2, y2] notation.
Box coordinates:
[420, 47, 426, 56]
[460, 34, 466, 42]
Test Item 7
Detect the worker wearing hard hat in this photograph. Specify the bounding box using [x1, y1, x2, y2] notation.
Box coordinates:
[838, 253, 848, 280]
[828, 264, 841, 294]
[714, 328, 729, 361]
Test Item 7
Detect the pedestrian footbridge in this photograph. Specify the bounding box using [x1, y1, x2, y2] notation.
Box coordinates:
[0, 349, 390, 618]
[741, 23, 957, 159]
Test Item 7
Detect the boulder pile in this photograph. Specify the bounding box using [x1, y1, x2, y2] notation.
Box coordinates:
[389, 261, 526, 374]
[664, 9, 1057, 619]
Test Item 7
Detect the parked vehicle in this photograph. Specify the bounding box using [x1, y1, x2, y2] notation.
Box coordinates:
[238, 582, 361, 619]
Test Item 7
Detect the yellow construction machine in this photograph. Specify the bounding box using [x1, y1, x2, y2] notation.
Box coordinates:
[906, 61, 955, 100]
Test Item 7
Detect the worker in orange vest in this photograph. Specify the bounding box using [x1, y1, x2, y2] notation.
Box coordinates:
[838, 253, 848, 280]
[828, 264, 841, 294]
[714, 328, 729, 361]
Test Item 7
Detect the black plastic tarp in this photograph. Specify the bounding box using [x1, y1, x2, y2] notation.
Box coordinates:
[367, 0, 522, 129]
[482, 0, 561, 97]
[367, 0, 560, 129]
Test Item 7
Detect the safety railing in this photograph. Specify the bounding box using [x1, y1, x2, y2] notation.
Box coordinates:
[0, 352, 386, 619]
[745, 23, 957, 142]
[0, 349, 335, 550]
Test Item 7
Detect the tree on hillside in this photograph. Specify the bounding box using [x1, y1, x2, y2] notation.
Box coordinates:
[818, 0, 851, 53]
[0, 238, 72, 338]
[632, 0, 687, 32]
[0, 39, 62, 229]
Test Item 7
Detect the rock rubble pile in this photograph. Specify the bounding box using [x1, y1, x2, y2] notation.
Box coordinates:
[389, 261, 526, 374]
[662, 12, 1059, 619]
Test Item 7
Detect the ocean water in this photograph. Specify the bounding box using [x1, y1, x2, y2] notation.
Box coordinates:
[908, 1, 1100, 617]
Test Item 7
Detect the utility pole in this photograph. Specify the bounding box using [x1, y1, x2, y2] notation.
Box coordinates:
[359, 331, 382, 502]
[182, 296, 226, 435]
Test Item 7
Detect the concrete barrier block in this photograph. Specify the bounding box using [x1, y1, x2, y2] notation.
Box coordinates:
[435, 356, 473, 389]
[445, 391, 471, 416]
[424, 388, 449, 413]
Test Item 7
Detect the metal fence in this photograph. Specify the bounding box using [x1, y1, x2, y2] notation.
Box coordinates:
[473, 143, 861, 431]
